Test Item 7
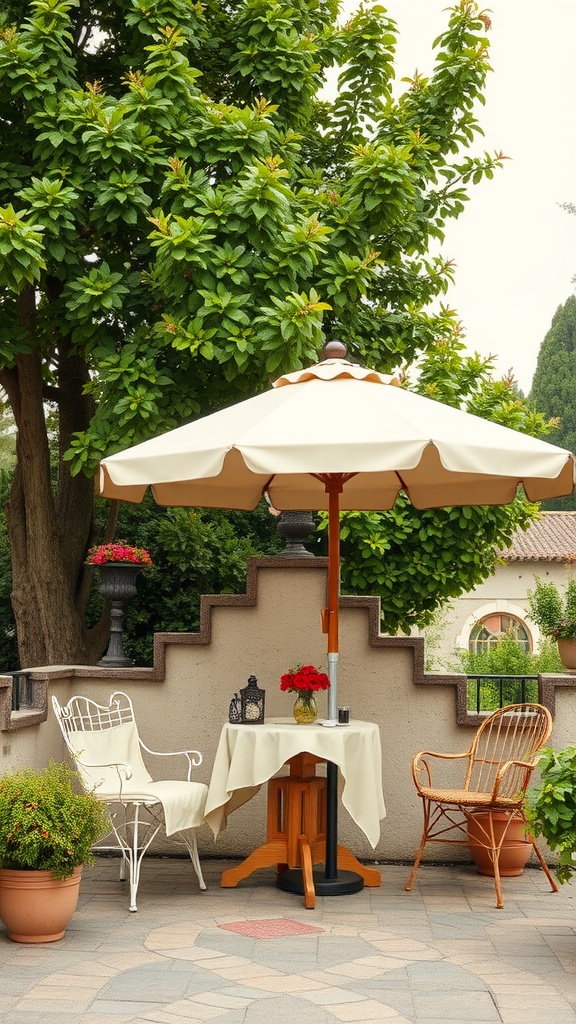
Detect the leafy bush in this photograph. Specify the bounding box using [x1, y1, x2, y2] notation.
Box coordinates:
[526, 746, 576, 883]
[462, 632, 533, 676]
[461, 633, 562, 710]
[0, 761, 109, 879]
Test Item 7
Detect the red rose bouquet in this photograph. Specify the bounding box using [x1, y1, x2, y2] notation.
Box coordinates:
[280, 664, 330, 694]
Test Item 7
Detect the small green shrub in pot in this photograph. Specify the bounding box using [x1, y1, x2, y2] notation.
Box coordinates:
[526, 746, 576, 884]
[0, 760, 109, 879]
[527, 575, 576, 641]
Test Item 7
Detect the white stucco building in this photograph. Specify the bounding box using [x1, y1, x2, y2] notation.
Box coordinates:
[424, 512, 576, 671]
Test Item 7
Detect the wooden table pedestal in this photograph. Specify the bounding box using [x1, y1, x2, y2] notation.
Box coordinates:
[220, 753, 381, 908]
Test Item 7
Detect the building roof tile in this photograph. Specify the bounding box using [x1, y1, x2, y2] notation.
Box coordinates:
[498, 512, 576, 562]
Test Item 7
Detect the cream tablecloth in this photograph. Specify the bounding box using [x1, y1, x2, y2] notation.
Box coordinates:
[204, 718, 385, 848]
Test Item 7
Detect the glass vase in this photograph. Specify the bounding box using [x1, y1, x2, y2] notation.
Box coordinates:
[293, 693, 318, 724]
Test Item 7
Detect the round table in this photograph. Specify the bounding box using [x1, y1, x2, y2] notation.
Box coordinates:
[204, 718, 385, 907]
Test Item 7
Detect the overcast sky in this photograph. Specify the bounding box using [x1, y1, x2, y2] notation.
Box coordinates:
[373, 0, 576, 394]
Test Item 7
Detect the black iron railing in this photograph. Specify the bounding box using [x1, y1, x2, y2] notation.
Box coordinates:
[7, 671, 32, 711]
[467, 674, 539, 713]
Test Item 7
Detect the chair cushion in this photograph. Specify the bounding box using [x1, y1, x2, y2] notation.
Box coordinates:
[418, 787, 520, 808]
[66, 723, 207, 834]
[101, 780, 209, 835]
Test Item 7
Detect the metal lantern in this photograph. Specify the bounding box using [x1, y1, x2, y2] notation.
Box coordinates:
[240, 675, 265, 724]
[228, 693, 241, 724]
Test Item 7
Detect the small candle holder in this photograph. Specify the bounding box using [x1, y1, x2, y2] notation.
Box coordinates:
[338, 706, 350, 725]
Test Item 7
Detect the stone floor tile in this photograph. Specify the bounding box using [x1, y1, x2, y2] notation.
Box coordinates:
[36, 972, 110, 988]
[214, 964, 282, 980]
[218, 985, 282, 999]
[237, 974, 328, 992]
[495, 993, 573, 1010]
[412, 991, 500, 1021]
[10, 996, 95, 1014]
[90, 1001, 170, 1016]
[323, 963, 384, 979]
[74, 1017, 135, 1024]
[72, 1015, 132, 1024]
[15, 987, 99, 1007]
[189, 992, 252, 1009]
[327, 999, 405, 1020]
[297, 987, 366, 1005]
[3, 858, 576, 1024]
[497, 1013, 576, 1024]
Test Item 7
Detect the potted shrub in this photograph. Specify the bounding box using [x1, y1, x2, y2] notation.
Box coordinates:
[527, 574, 576, 672]
[0, 760, 109, 942]
[526, 745, 576, 884]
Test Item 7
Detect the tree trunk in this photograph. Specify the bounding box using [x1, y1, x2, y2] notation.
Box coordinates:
[1, 286, 110, 666]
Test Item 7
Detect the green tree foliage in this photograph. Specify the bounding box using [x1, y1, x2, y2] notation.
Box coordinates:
[529, 295, 576, 511]
[0, 0, 546, 665]
[320, 495, 535, 635]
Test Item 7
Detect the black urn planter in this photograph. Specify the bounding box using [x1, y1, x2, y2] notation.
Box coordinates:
[276, 510, 315, 557]
[97, 563, 143, 667]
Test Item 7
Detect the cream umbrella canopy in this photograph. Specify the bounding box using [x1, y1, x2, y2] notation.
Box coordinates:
[99, 339, 575, 896]
[100, 339, 575, 721]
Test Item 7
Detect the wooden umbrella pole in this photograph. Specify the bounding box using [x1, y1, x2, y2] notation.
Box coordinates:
[281, 472, 362, 896]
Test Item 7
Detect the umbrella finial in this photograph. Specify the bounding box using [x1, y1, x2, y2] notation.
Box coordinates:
[323, 339, 347, 360]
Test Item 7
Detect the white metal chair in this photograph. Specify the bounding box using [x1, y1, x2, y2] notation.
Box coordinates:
[52, 690, 208, 911]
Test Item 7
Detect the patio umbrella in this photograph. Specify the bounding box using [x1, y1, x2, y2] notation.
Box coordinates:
[99, 340, 576, 892]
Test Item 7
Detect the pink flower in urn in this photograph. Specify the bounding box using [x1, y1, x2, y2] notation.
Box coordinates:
[85, 542, 153, 567]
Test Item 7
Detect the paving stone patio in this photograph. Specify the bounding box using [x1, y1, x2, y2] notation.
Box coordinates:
[1, 857, 576, 1023]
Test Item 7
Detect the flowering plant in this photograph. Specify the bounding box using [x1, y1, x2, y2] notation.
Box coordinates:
[280, 664, 330, 695]
[0, 761, 109, 879]
[549, 619, 576, 641]
[86, 542, 153, 567]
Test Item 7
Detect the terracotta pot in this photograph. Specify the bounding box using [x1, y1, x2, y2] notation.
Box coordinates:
[0, 866, 82, 942]
[557, 639, 576, 674]
[467, 812, 532, 877]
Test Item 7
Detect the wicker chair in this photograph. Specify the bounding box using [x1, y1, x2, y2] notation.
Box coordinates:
[405, 703, 558, 908]
[52, 691, 208, 911]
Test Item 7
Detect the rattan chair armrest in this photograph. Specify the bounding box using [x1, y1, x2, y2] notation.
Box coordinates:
[490, 758, 539, 801]
[413, 750, 470, 764]
[411, 749, 469, 789]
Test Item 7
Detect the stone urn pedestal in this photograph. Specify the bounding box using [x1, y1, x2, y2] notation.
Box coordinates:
[97, 563, 143, 667]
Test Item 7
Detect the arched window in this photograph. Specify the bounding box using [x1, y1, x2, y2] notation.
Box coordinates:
[469, 613, 531, 655]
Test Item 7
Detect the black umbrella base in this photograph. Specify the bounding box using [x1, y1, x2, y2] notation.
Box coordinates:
[276, 867, 364, 897]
